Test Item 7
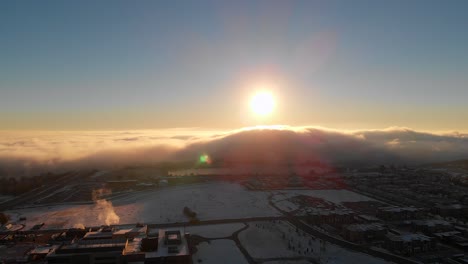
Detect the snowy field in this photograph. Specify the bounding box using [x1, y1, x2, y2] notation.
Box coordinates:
[6, 182, 376, 230]
[239, 221, 393, 264]
[192, 240, 248, 264]
[112, 182, 279, 223]
[5, 203, 144, 230]
[186, 223, 245, 238]
[6, 182, 277, 229]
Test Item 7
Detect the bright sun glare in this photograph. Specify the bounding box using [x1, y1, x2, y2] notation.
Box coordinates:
[250, 91, 275, 116]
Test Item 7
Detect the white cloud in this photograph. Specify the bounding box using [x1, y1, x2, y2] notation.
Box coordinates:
[0, 126, 467, 177]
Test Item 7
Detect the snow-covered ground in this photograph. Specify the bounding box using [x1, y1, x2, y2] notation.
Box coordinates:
[6, 182, 277, 229]
[186, 223, 245, 238]
[6, 203, 144, 230]
[275, 199, 301, 212]
[192, 240, 248, 264]
[239, 221, 393, 264]
[240, 221, 298, 259]
[113, 182, 278, 223]
[6, 182, 376, 230]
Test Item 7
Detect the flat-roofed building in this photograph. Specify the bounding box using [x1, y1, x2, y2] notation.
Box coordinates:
[46, 238, 127, 264]
[123, 228, 191, 264]
[46, 225, 145, 264]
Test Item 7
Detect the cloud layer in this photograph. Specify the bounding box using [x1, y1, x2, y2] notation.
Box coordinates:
[1, 126, 467, 177]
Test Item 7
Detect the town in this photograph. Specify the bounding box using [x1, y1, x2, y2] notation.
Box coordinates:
[1, 162, 468, 264]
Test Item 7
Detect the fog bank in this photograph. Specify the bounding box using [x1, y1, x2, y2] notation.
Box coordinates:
[1, 126, 467, 177]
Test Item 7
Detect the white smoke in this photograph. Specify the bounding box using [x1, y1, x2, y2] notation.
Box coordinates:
[72, 223, 85, 229]
[92, 188, 120, 226]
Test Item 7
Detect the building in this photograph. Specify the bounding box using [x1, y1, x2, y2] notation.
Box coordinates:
[377, 206, 424, 221]
[385, 233, 436, 255]
[46, 225, 144, 264]
[29, 245, 59, 262]
[123, 228, 191, 264]
[437, 234, 468, 250]
[343, 223, 387, 243]
[46, 238, 127, 264]
[433, 204, 468, 218]
[112, 225, 147, 240]
[307, 209, 355, 226]
[356, 214, 380, 223]
[411, 219, 453, 234]
[0, 244, 35, 263]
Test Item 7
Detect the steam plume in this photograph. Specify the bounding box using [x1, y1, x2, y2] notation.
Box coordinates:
[92, 188, 120, 226]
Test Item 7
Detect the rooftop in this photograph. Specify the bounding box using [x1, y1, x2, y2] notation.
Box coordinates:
[387, 233, 432, 242]
[54, 238, 127, 255]
[123, 228, 190, 259]
[346, 223, 386, 232]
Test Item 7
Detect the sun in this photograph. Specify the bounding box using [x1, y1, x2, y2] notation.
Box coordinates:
[250, 91, 275, 116]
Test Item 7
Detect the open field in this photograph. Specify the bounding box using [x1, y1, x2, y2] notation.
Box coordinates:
[6, 182, 376, 230]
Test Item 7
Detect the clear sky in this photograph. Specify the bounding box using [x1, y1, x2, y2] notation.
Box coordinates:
[1, 0, 467, 131]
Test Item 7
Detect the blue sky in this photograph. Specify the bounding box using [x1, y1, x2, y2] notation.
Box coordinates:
[1, 0, 467, 130]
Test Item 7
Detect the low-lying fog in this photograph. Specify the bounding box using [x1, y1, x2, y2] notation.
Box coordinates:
[1, 126, 467, 177]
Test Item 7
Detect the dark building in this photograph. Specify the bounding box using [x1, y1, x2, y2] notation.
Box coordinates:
[46, 238, 127, 264]
[377, 207, 424, 221]
[343, 223, 387, 243]
[385, 233, 436, 255]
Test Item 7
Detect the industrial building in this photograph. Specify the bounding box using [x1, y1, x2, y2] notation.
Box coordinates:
[42, 225, 191, 264]
[123, 228, 191, 264]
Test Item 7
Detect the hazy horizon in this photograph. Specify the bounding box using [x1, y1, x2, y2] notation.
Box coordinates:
[1, 125, 467, 178]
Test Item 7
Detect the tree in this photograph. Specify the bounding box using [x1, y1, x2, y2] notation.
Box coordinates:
[0, 212, 10, 225]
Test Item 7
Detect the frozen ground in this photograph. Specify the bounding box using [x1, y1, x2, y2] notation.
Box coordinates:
[6, 182, 376, 230]
[6, 182, 276, 228]
[113, 182, 278, 223]
[6, 203, 144, 230]
[192, 239, 248, 264]
[239, 221, 393, 264]
[186, 223, 245, 238]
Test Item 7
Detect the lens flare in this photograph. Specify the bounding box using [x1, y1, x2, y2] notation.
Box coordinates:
[199, 154, 211, 164]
